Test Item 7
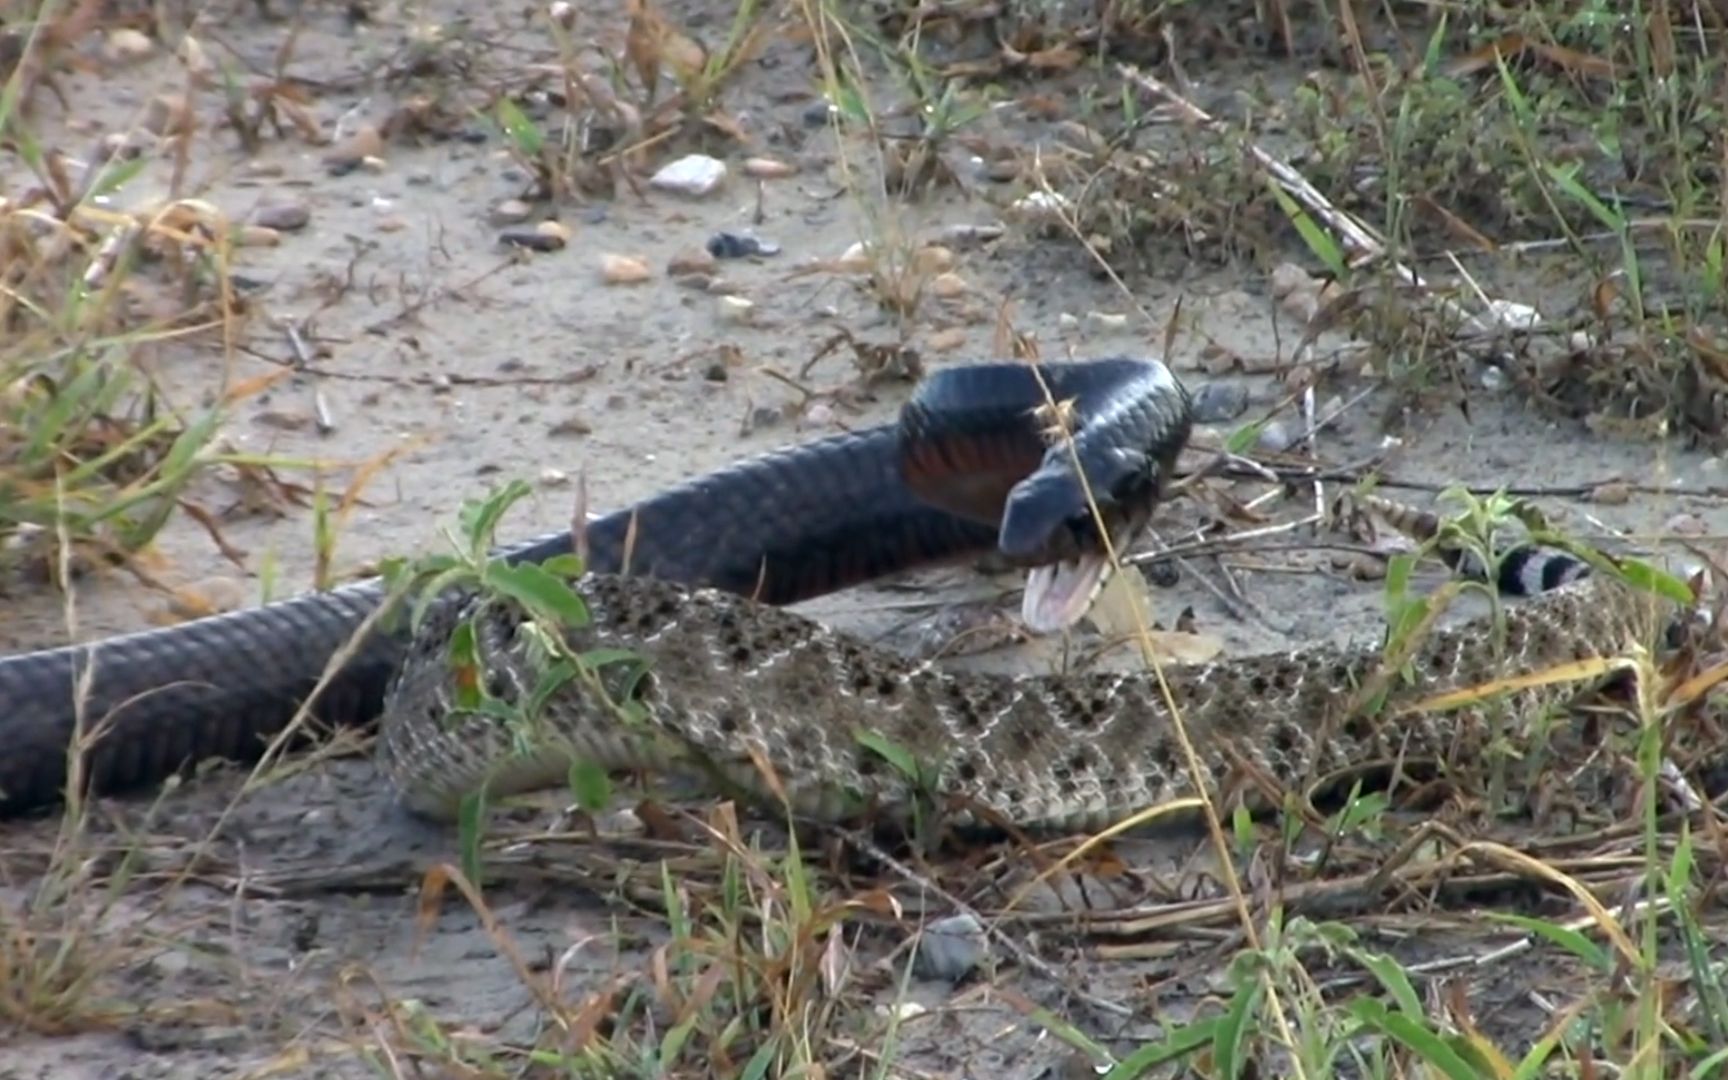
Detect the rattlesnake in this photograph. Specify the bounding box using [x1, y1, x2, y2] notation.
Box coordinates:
[378, 499, 1686, 830]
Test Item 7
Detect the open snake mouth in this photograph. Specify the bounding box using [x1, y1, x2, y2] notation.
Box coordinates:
[1020, 550, 1115, 634]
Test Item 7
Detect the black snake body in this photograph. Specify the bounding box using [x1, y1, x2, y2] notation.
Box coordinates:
[0, 358, 1193, 816]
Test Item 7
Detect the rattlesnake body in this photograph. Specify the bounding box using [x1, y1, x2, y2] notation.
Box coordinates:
[378, 516, 1680, 830]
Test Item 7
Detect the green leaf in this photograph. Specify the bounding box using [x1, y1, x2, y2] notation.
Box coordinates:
[524, 658, 580, 720]
[447, 619, 484, 711]
[540, 552, 586, 579]
[1103, 1017, 1219, 1078]
[1348, 947, 1424, 1018]
[411, 566, 479, 631]
[1224, 419, 1267, 455]
[566, 758, 612, 812]
[1483, 912, 1610, 971]
[494, 97, 544, 157]
[1690, 1044, 1728, 1080]
[580, 647, 651, 701]
[87, 154, 149, 202]
[1268, 179, 1346, 279]
[483, 560, 590, 625]
[1212, 977, 1262, 1080]
[1348, 998, 1484, 1080]
[1609, 556, 1696, 605]
[458, 788, 488, 887]
[739, 1037, 781, 1080]
[1334, 787, 1390, 837]
[459, 479, 532, 552]
[854, 730, 922, 781]
[1545, 161, 1626, 233]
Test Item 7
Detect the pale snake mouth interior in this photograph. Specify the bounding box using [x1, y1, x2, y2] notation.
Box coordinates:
[1020, 549, 1118, 634]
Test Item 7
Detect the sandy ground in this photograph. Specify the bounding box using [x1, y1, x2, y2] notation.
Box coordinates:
[4, 2, 1727, 1077]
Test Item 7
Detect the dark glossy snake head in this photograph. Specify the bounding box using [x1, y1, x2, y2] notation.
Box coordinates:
[1000, 440, 1173, 633]
[1001, 364, 1192, 633]
[898, 356, 1194, 634]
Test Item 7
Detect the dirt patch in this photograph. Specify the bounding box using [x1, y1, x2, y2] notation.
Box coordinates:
[4, 1, 1728, 1076]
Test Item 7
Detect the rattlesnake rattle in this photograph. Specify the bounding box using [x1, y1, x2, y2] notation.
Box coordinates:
[377, 492, 1697, 832]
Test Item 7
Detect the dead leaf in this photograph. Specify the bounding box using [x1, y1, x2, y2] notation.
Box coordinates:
[625, 0, 663, 98]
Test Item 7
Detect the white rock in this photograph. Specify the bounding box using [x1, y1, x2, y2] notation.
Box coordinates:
[651, 155, 727, 197]
[1011, 190, 1070, 220]
[716, 295, 755, 324]
[1464, 299, 1542, 335]
[916, 913, 988, 981]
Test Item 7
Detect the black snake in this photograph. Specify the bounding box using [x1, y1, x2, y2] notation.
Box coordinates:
[0, 357, 1193, 817]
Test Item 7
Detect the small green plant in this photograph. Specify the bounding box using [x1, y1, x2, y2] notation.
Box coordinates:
[379, 479, 653, 879]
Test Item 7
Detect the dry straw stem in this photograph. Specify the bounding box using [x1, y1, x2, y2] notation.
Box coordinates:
[1006, 361, 1315, 1078]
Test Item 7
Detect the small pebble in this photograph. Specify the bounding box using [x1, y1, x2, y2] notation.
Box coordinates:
[104, 28, 155, 64]
[323, 125, 384, 176]
[1590, 480, 1632, 505]
[801, 101, 836, 127]
[1269, 262, 1317, 301]
[1256, 419, 1298, 453]
[716, 295, 754, 324]
[915, 913, 988, 981]
[742, 157, 795, 178]
[707, 231, 779, 259]
[1010, 190, 1070, 220]
[929, 272, 969, 299]
[1085, 310, 1127, 329]
[927, 327, 968, 352]
[500, 221, 569, 252]
[914, 245, 956, 273]
[599, 253, 651, 284]
[251, 200, 310, 231]
[147, 951, 192, 979]
[540, 468, 571, 488]
[1464, 299, 1542, 335]
[232, 225, 281, 248]
[650, 154, 727, 197]
[490, 199, 533, 225]
[1664, 512, 1707, 537]
[667, 248, 717, 277]
[1191, 382, 1250, 423]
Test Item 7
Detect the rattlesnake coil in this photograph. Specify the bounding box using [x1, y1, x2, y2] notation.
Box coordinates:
[378, 498, 1686, 829]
